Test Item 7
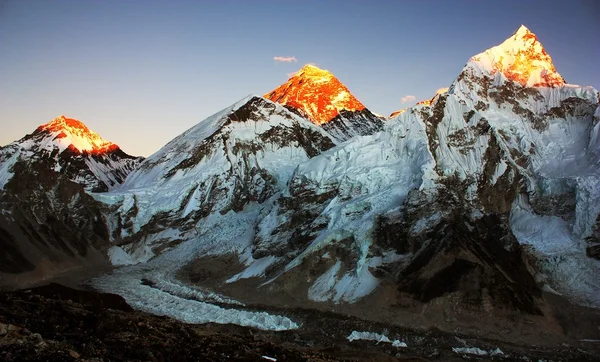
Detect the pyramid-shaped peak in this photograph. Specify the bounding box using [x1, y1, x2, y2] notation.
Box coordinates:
[265, 64, 365, 125]
[298, 64, 328, 72]
[514, 24, 532, 37]
[292, 64, 334, 80]
[499, 24, 542, 52]
[36, 115, 118, 154]
[43, 115, 90, 132]
[301, 64, 317, 69]
[469, 25, 565, 87]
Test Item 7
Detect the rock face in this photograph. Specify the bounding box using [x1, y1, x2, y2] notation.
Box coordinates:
[96, 96, 336, 261]
[264, 64, 384, 141]
[0, 160, 112, 287]
[0, 116, 141, 286]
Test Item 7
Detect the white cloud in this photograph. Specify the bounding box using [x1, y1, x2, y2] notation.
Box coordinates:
[274, 56, 297, 63]
[401, 95, 416, 103]
[435, 87, 449, 95]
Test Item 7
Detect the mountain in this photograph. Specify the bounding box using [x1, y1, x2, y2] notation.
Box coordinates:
[0, 116, 142, 287]
[250, 24, 599, 311]
[388, 108, 407, 118]
[0, 116, 142, 192]
[95, 95, 336, 262]
[264, 64, 384, 142]
[157, 25, 597, 315]
[468, 25, 565, 88]
[2, 25, 599, 343]
[388, 88, 449, 119]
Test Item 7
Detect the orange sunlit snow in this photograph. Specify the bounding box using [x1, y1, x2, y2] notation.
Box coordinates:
[264, 64, 365, 125]
[39, 116, 120, 155]
[474, 25, 565, 88]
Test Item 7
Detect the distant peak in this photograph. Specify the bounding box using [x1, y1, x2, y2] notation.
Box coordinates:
[291, 64, 334, 81]
[298, 64, 327, 73]
[503, 24, 540, 48]
[389, 108, 407, 119]
[43, 115, 90, 133]
[264, 65, 365, 125]
[37, 116, 119, 154]
[513, 24, 532, 38]
[469, 25, 565, 87]
[301, 63, 320, 70]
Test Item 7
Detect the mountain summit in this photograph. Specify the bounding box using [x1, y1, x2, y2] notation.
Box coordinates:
[35, 115, 120, 155]
[469, 25, 565, 87]
[265, 64, 383, 141]
[0, 116, 141, 192]
[264, 64, 365, 125]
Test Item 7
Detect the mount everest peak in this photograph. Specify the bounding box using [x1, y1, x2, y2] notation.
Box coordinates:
[265, 64, 364, 125]
[265, 64, 384, 141]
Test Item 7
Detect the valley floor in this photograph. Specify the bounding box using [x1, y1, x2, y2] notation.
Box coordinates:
[1, 283, 600, 362]
[3, 235, 599, 361]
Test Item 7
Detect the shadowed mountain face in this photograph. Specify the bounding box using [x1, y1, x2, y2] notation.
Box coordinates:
[0, 117, 140, 286]
[0, 163, 110, 285]
[383, 183, 542, 314]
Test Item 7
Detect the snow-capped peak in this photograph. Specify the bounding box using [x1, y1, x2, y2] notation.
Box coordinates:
[292, 64, 335, 81]
[36, 115, 118, 154]
[264, 64, 366, 125]
[469, 25, 565, 87]
[0, 115, 141, 192]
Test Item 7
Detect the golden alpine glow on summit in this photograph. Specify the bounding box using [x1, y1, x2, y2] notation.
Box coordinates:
[264, 64, 366, 125]
[38, 116, 120, 155]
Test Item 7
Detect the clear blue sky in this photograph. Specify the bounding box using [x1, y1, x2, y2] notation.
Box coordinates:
[1, 0, 598, 156]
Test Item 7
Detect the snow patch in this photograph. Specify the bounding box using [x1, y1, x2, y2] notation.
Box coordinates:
[307, 258, 380, 303]
[107, 246, 135, 266]
[347, 331, 407, 348]
[226, 256, 278, 283]
[308, 260, 342, 302]
[452, 346, 504, 356]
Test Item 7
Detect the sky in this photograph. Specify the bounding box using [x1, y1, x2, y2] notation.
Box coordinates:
[1, 0, 599, 157]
